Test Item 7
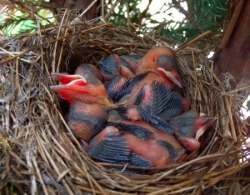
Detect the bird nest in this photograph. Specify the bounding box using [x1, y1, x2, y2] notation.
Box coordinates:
[0, 21, 250, 194]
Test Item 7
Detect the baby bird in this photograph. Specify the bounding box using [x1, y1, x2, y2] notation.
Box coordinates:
[170, 111, 215, 152]
[88, 122, 186, 168]
[114, 78, 183, 121]
[100, 47, 182, 88]
[66, 102, 108, 143]
[75, 63, 104, 82]
[51, 72, 114, 108]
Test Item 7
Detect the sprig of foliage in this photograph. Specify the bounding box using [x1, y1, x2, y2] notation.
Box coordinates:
[158, 0, 229, 43]
[0, 1, 55, 36]
[0, 0, 229, 45]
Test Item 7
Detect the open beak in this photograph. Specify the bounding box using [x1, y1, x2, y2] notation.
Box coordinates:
[51, 73, 86, 84]
[50, 79, 88, 97]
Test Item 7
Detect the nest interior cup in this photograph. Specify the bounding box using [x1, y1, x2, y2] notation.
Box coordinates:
[0, 21, 249, 194]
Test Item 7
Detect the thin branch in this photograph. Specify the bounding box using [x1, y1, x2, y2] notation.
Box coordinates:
[70, 0, 99, 25]
[104, 0, 123, 21]
[137, 0, 153, 26]
[172, 0, 204, 33]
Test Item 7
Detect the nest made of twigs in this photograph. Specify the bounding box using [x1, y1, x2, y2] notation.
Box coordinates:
[0, 19, 250, 195]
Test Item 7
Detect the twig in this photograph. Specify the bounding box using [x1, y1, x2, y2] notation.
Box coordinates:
[104, 0, 123, 21]
[175, 31, 212, 52]
[172, 0, 217, 47]
[218, 0, 245, 49]
[0, 23, 112, 65]
[70, 0, 99, 25]
[137, 0, 153, 26]
[126, 3, 131, 32]
[101, 0, 105, 18]
[172, 0, 204, 33]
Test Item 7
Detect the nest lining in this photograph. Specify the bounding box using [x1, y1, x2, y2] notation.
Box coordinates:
[0, 20, 250, 195]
